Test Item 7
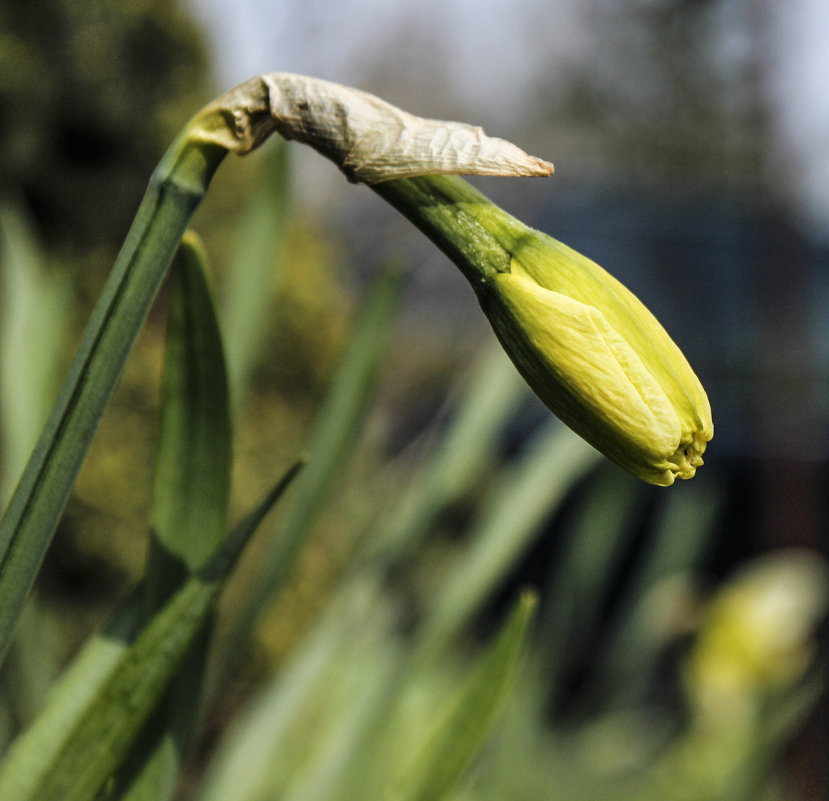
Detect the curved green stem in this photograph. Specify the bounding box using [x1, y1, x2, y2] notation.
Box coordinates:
[0, 131, 227, 665]
[371, 175, 529, 290]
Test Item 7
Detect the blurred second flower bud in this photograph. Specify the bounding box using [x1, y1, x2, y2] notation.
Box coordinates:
[684, 549, 828, 715]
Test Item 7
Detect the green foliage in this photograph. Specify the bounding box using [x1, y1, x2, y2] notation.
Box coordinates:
[115, 233, 232, 801]
[392, 593, 536, 801]
[0, 206, 70, 507]
[0, 205, 71, 736]
[0, 126, 227, 665]
[0, 462, 300, 801]
[0, 79, 824, 801]
[0, 0, 210, 250]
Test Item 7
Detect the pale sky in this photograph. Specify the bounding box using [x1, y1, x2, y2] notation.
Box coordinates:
[188, 0, 829, 233]
[764, 0, 829, 235]
[187, 0, 588, 120]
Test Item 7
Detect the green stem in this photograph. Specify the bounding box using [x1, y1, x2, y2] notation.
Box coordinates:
[0, 131, 227, 665]
[371, 175, 529, 289]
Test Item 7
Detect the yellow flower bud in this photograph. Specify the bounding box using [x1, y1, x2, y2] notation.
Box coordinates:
[685, 550, 828, 714]
[373, 175, 712, 484]
[480, 231, 713, 486]
[188, 77, 709, 485]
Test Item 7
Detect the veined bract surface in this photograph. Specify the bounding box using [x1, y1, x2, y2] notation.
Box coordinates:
[481, 230, 713, 486]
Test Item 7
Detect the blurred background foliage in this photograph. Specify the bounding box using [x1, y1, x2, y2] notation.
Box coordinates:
[0, 0, 210, 251]
[1, 0, 828, 799]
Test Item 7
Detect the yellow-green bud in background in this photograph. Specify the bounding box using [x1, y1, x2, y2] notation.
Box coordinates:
[684, 549, 828, 717]
[482, 230, 713, 486]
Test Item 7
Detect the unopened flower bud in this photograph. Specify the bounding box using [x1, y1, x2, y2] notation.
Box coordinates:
[686, 550, 828, 712]
[195, 75, 711, 485]
[374, 174, 712, 486]
[481, 231, 713, 486]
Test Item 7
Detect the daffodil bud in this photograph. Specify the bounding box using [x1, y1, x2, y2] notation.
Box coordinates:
[685, 550, 828, 714]
[374, 177, 713, 486]
[189, 74, 711, 484]
[480, 231, 713, 486]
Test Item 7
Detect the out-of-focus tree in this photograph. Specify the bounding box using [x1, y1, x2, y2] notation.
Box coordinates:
[0, 0, 211, 251]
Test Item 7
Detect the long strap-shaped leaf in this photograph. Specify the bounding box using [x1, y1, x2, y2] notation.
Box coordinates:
[145, 232, 232, 595]
[208, 265, 404, 691]
[0, 136, 228, 664]
[390, 592, 537, 801]
[0, 460, 302, 801]
[115, 233, 232, 801]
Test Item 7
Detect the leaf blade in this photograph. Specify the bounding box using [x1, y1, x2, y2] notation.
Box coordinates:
[0, 462, 302, 801]
[214, 266, 405, 679]
[0, 140, 227, 666]
[117, 232, 233, 800]
[395, 592, 537, 801]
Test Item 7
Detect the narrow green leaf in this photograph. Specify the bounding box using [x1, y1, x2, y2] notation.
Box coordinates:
[215, 266, 405, 677]
[36, 578, 217, 801]
[394, 592, 537, 801]
[418, 424, 598, 653]
[276, 428, 595, 801]
[196, 586, 371, 801]
[0, 205, 71, 730]
[115, 232, 232, 801]
[268, 266, 404, 577]
[540, 468, 644, 703]
[0, 205, 70, 506]
[221, 142, 291, 405]
[146, 231, 231, 594]
[363, 343, 527, 567]
[0, 136, 228, 666]
[0, 461, 302, 801]
[197, 574, 400, 801]
[0, 591, 143, 801]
